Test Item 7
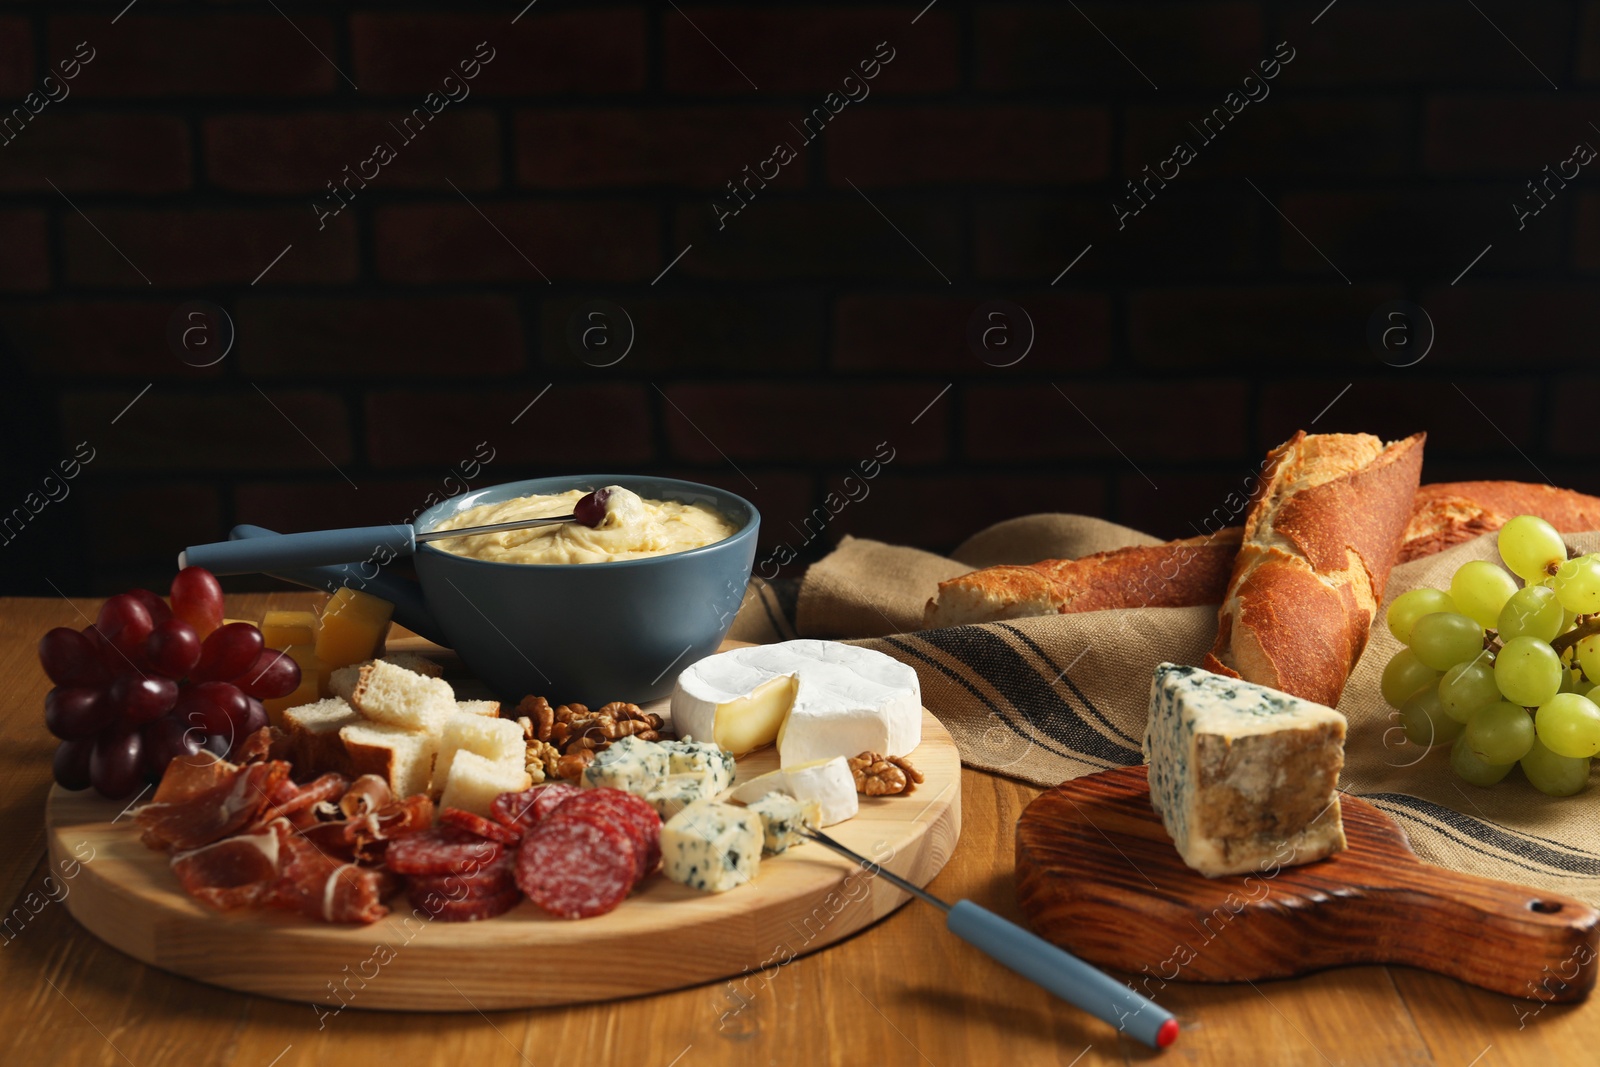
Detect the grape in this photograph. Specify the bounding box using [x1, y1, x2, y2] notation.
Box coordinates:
[192, 622, 264, 683]
[229, 698, 270, 756]
[573, 488, 611, 528]
[1386, 588, 1456, 644]
[170, 566, 224, 641]
[1451, 734, 1515, 787]
[1450, 561, 1520, 630]
[53, 738, 94, 791]
[89, 728, 145, 799]
[1495, 636, 1564, 707]
[44, 686, 114, 741]
[1577, 635, 1600, 686]
[1498, 515, 1568, 581]
[96, 593, 154, 660]
[1550, 555, 1600, 615]
[1466, 701, 1536, 763]
[1381, 649, 1443, 707]
[124, 587, 173, 626]
[140, 714, 204, 780]
[110, 675, 179, 725]
[1410, 612, 1485, 671]
[1497, 585, 1566, 644]
[1439, 659, 1500, 723]
[1534, 694, 1600, 758]
[175, 681, 248, 735]
[1399, 687, 1464, 747]
[145, 618, 202, 680]
[1520, 737, 1591, 797]
[81, 624, 125, 670]
[38, 627, 108, 688]
[236, 648, 301, 700]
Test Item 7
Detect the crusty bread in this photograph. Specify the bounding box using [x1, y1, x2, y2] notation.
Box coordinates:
[1401, 481, 1600, 562]
[924, 530, 1243, 628]
[283, 697, 359, 777]
[1203, 431, 1425, 707]
[437, 751, 532, 817]
[455, 699, 501, 718]
[329, 653, 445, 703]
[340, 720, 439, 799]
[433, 713, 525, 792]
[349, 659, 455, 734]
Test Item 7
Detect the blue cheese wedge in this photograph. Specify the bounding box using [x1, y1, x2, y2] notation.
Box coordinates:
[582, 735, 669, 792]
[661, 800, 762, 893]
[643, 773, 710, 820]
[1145, 663, 1348, 878]
[661, 736, 736, 795]
[746, 792, 819, 853]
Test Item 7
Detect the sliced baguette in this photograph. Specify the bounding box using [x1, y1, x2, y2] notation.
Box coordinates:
[328, 653, 445, 703]
[283, 697, 359, 777]
[455, 699, 501, 718]
[1204, 431, 1425, 707]
[438, 751, 532, 817]
[349, 659, 455, 734]
[340, 720, 439, 800]
[433, 713, 525, 792]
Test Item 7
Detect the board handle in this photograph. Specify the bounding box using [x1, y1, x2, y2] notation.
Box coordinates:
[1371, 866, 1599, 1003]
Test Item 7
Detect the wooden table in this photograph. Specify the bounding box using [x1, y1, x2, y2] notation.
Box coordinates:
[3, 594, 1595, 1066]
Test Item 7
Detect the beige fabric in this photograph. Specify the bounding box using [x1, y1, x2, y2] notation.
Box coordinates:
[727, 518, 1600, 905]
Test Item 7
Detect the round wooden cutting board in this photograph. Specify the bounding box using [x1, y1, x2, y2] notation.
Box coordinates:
[45, 710, 960, 1011]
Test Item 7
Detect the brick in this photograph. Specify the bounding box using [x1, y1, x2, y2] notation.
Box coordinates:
[1125, 98, 1412, 177]
[1425, 96, 1600, 173]
[1575, 194, 1600, 269]
[0, 209, 47, 291]
[78, 482, 222, 565]
[1127, 285, 1404, 368]
[204, 111, 500, 194]
[1259, 378, 1539, 460]
[1275, 190, 1560, 276]
[821, 473, 1109, 552]
[63, 208, 357, 288]
[515, 108, 809, 190]
[827, 107, 1110, 186]
[1294, 3, 1568, 87]
[976, 4, 1266, 90]
[538, 295, 824, 371]
[1582, 3, 1600, 80]
[974, 191, 1262, 280]
[0, 113, 190, 192]
[1115, 470, 1266, 542]
[61, 389, 352, 471]
[663, 10, 957, 93]
[674, 196, 962, 280]
[0, 18, 32, 97]
[1418, 283, 1600, 368]
[660, 384, 948, 464]
[366, 386, 653, 469]
[832, 292, 1111, 372]
[1549, 379, 1597, 456]
[374, 201, 658, 284]
[237, 297, 524, 378]
[351, 12, 645, 95]
[963, 383, 1250, 463]
[1, 301, 229, 378]
[50, 16, 337, 97]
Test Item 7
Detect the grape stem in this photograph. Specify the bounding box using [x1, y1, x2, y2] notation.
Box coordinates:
[1549, 614, 1600, 659]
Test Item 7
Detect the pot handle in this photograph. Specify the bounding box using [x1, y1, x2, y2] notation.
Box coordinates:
[228, 524, 450, 647]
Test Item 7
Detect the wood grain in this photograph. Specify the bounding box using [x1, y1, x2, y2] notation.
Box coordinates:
[1016, 766, 1599, 1002]
[4, 593, 1599, 1065]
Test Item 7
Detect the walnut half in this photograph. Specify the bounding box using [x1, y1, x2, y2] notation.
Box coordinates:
[848, 752, 925, 796]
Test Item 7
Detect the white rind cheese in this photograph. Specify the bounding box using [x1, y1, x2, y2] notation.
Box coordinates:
[747, 792, 819, 853]
[672, 640, 921, 766]
[661, 800, 762, 893]
[1145, 663, 1348, 878]
[729, 756, 858, 827]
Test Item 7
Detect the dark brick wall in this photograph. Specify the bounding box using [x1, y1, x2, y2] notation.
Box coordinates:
[0, 1, 1594, 595]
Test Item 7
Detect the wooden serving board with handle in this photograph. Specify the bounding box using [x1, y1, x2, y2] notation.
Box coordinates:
[1015, 766, 1599, 1002]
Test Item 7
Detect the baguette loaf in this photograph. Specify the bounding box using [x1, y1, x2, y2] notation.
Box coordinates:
[1203, 431, 1425, 707]
[1401, 481, 1600, 561]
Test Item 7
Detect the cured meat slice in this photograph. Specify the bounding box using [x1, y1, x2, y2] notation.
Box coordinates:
[549, 789, 661, 883]
[136, 758, 290, 852]
[271, 830, 395, 924]
[255, 772, 349, 827]
[406, 853, 517, 902]
[170, 821, 289, 910]
[517, 817, 635, 919]
[385, 825, 504, 876]
[491, 783, 580, 834]
[411, 882, 522, 922]
[440, 807, 521, 845]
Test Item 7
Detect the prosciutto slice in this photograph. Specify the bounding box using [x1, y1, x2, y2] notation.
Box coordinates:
[170, 821, 291, 910]
[135, 757, 288, 853]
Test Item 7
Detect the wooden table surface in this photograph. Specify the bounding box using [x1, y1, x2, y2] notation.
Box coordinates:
[3, 593, 1595, 1066]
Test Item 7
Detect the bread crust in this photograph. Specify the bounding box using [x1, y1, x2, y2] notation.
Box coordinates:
[1204, 432, 1425, 707]
[1401, 481, 1600, 562]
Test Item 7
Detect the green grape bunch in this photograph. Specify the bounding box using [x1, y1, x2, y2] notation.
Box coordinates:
[1381, 515, 1600, 797]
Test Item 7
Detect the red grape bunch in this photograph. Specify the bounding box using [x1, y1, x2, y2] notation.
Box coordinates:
[39, 566, 300, 799]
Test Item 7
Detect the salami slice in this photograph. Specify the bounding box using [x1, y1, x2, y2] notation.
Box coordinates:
[549, 789, 661, 883]
[440, 807, 522, 845]
[517, 817, 636, 919]
[411, 881, 522, 922]
[407, 855, 517, 904]
[384, 825, 504, 876]
[491, 783, 581, 834]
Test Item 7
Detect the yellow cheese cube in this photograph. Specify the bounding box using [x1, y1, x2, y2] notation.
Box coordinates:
[264, 668, 322, 727]
[261, 610, 318, 650]
[222, 618, 253, 628]
[283, 642, 329, 696]
[314, 588, 394, 669]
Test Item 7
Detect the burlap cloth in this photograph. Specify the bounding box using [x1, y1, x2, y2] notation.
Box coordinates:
[727, 516, 1600, 905]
